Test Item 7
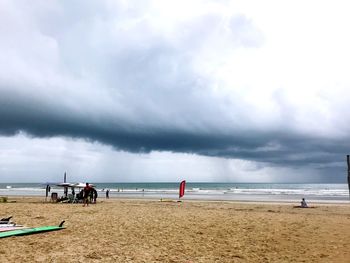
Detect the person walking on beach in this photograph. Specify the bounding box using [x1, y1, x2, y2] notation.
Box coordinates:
[106, 189, 110, 199]
[83, 183, 92, 207]
[92, 187, 98, 204]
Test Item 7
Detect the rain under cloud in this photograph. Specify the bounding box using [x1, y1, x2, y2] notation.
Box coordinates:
[1, 0, 350, 182]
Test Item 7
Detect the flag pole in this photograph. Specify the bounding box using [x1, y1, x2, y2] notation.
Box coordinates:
[63, 172, 68, 198]
[347, 155, 350, 200]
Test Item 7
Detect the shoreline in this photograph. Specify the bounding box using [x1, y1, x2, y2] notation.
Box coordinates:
[2, 193, 349, 205]
[2, 195, 349, 208]
[1, 182, 348, 204]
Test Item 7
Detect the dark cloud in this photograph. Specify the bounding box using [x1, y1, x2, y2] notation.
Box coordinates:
[0, 1, 349, 183]
[1, 87, 349, 176]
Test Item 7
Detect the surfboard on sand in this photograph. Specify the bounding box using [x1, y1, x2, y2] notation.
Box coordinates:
[0, 226, 28, 232]
[0, 216, 13, 224]
[0, 222, 25, 227]
[0, 224, 17, 228]
[0, 221, 65, 238]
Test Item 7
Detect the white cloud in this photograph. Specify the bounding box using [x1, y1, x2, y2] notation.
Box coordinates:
[0, 0, 349, 182]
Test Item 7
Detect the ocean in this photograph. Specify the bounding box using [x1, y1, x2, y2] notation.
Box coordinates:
[0, 183, 349, 203]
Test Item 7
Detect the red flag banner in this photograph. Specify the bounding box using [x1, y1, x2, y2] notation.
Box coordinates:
[179, 180, 186, 198]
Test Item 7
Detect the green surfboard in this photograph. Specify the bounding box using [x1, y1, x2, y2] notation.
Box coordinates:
[0, 221, 65, 238]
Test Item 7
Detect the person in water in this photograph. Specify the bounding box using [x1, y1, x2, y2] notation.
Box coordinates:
[83, 183, 92, 207]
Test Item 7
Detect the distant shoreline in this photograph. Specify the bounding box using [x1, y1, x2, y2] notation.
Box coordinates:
[1, 182, 348, 203]
[2, 193, 349, 205]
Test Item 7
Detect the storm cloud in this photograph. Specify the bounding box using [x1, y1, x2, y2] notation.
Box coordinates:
[1, 0, 350, 182]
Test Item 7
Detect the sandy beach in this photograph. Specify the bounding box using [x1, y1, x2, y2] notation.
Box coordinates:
[1, 197, 350, 262]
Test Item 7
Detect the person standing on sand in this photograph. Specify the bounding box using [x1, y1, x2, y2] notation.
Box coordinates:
[106, 189, 110, 199]
[92, 187, 98, 204]
[83, 183, 92, 207]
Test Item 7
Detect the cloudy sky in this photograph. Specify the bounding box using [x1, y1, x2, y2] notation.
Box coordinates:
[1, 0, 349, 183]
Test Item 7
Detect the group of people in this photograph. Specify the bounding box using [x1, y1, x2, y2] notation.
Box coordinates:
[79, 184, 112, 206]
[82, 183, 98, 207]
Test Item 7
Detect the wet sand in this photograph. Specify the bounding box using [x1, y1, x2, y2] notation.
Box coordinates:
[1, 197, 350, 262]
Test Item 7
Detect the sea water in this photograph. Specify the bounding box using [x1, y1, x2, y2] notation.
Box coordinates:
[0, 183, 348, 203]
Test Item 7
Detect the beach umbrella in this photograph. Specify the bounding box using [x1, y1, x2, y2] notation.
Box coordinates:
[73, 183, 95, 188]
[179, 180, 186, 199]
[347, 155, 350, 200]
[73, 183, 86, 188]
[56, 183, 73, 187]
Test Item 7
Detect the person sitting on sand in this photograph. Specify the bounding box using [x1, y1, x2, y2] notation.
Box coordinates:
[301, 198, 308, 208]
[83, 183, 92, 207]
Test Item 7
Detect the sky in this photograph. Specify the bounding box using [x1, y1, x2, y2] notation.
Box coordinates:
[1, 0, 350, 183]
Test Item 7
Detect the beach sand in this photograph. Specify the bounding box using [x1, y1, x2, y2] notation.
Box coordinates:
[1, 197, 350, 262]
